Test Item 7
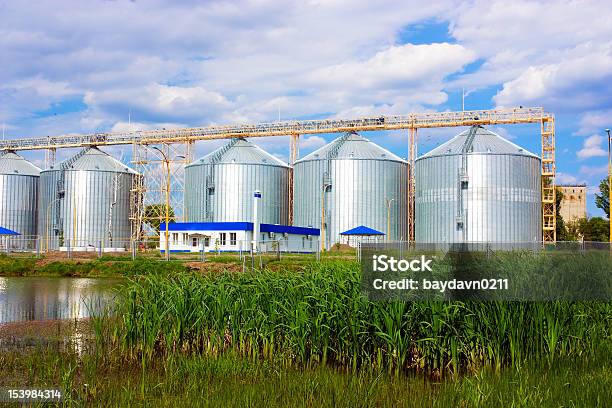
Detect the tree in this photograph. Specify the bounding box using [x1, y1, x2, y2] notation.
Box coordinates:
[143, 204, 175, 232]
[577, 217, 610, 242]
[594, 178, 610, 218]
[555, 188, 571, 241]
[564, 219, 582, 241]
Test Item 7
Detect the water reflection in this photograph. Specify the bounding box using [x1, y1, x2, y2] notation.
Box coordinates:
[0, 277, 121, 324]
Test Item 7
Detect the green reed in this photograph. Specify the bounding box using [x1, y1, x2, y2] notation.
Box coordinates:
[109, 259, 612, 374]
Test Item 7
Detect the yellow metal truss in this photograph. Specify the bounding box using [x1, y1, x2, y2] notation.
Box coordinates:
[1, 107, 556, 242]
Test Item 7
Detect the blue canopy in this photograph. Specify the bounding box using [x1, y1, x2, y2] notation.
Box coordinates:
[339, 225, 385, 236]
[0, 226, 20, 235]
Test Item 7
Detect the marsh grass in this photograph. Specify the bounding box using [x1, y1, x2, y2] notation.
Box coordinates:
[1, 346, 610, 407]
[111, 260, 612, 374]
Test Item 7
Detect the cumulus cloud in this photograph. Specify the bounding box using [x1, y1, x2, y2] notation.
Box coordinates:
[300, 136, 327, 149]
[576, 109, 612, 136]
[110, 121, 187, 133]
[556, 172, 584, 185]
[493, 43, 612, 110]
[579, 164, 609, 177]
[84, 84, 232, 124]
[308, 43, 476, 91]
[577, 134, 608, 160]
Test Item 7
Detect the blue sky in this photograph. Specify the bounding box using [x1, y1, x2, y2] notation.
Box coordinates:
[1, 0, 611, 217]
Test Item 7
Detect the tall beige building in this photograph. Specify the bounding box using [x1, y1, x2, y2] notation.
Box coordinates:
[558, 184, 587, 223]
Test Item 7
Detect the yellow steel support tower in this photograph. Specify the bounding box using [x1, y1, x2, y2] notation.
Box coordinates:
[408, 127, 417, 242]
[541, 116, 556, 242]
[288, 133, 300, 225]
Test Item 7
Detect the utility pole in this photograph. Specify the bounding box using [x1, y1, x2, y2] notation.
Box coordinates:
[606, 128, 611, 245]
[385, 197, 395, 243]
[321, 182, 330, 251]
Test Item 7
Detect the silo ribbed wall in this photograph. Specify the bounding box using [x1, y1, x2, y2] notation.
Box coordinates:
[38, 148, 137, 250]
[415, 127, 542, 246]
[185, 139, 289, 225]
[293, 133, 408, 249]
[0, 174, 39, 237]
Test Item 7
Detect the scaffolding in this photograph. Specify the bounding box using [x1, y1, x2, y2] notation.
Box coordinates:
[0, 107, 556, 242]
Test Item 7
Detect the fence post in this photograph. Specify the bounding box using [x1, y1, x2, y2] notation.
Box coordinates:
[35, 236, 40, 258]
[131, 240, 136, 261]
[316, 239, 321, 262]
[201, 240, 206, 262]
[67, 239, 71, 259]
[98, 241, 102, 258]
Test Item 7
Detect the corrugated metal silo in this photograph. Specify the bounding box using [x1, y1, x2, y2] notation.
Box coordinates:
[38, 147, 138, 250]
[415, 126, 541, 246]
[0, 152, 41, 246]
[294, 132, 408, 249]
[185, 138, 290, 224]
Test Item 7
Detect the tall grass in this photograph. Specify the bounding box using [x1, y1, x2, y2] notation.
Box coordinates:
[110, 260, 612, 374]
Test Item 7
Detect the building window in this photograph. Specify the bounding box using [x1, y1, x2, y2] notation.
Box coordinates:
[192, 237, 198, 247]
[219, 233, 227, 245]
[204, 237, 210, 246]
[172, 233, 179, 243]
[230, 233, 237, 246]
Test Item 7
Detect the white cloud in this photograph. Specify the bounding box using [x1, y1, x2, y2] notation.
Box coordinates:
[576, 109, 612, 136]
[579, 164, 609, 177]
[493, 43, 612, 110]
[308, 43, 476, 91]
[84, 84, 232, 124]
[446, 0, 612, 114]
[300, 135, 326, 149]
[577, 134, 608, 160]
[556, 172, 585, 185]
[110, 121, 187, 133]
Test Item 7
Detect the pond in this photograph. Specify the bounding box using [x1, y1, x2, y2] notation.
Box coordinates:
[0, 277, 122, 324]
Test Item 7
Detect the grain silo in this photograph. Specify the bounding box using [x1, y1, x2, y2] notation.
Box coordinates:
[0, 152, 41, 247]
[38, 147, 138, 251]
[185, 138, 290, 224]
[294, 132, 408, 249]
[415, 126, 541, 246]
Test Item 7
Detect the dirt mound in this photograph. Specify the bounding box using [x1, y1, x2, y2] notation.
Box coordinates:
[184, 261, 243, 274]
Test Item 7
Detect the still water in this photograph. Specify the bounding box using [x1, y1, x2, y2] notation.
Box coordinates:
[0, 277, 122, 324]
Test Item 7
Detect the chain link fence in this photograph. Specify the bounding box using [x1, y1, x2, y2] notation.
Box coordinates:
[1, 236, 610, 262]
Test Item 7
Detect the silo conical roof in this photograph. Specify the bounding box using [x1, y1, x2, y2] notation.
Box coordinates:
[48, 147, 138, 174]
[188, 138, 289, 167]
[0, 152, 41, 176]
[419, 127, 539, 159]
[296, 132, 406, 163]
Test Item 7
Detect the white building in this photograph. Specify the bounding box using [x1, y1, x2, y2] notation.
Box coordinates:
[159, 222, 320, 253]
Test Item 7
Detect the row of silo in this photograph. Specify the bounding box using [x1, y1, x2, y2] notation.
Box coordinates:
[183, 128, 541, 248]
[0, 125, 542, 250]
[0, 147, 138, 251]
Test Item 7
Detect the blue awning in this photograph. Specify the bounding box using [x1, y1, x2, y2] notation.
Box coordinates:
[0, 226, 20, 235]
[339, 226, 384, 236]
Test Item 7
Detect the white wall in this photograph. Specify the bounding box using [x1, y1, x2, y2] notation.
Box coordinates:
[160, 229, 318, 253]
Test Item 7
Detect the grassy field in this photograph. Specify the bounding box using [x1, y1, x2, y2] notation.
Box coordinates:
[1, 347, 611, 407]
[2, 254, 611, 406]
[0, 251, 347, 277]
